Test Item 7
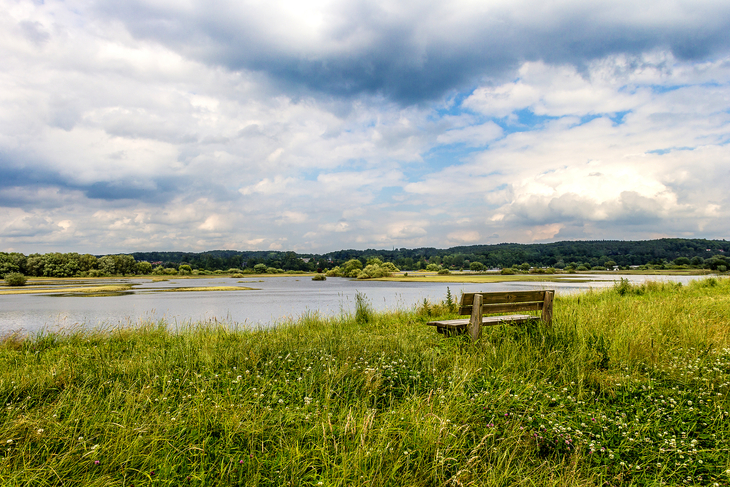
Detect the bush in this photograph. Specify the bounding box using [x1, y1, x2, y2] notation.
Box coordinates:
[438, 269, 450, 275]
[500, 268, 515, 275]
[4, 272, 26, 286]
[357, 261, 400, 279]
[325, 266, 342, 277]
[312, 274, 326, 281]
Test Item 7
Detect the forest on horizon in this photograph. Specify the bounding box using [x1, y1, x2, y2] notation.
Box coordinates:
[2, 238, 729, 278]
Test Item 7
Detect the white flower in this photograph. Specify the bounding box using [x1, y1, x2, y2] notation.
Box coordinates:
[6, 440, 12, 444]
[78, 437, 83, 441]
[36, 429, 44, 434]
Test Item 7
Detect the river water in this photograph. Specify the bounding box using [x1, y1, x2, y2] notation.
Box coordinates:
[0, 274, 705, 334]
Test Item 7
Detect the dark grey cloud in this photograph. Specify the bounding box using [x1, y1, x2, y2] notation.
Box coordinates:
[97, 0, 730, 104]
[19, 20, 50, 46]
[0, 159, 181, 206]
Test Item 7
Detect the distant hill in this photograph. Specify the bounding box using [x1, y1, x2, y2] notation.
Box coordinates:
[130, 238, 729, 271]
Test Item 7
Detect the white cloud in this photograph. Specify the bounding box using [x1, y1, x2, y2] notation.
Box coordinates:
[447, 230, 481, 243]
[276, 211, 308, 224]
[1, 0, 730, 253]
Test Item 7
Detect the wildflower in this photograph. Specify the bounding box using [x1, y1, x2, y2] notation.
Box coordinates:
[78, 437, 83, 441]
[94, 460, 100, 465]
[6, 440, 12, 444]
[239, 460, 244, 464]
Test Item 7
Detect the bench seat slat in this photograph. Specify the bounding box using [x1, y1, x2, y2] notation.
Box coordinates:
[427, 314, 535, 328]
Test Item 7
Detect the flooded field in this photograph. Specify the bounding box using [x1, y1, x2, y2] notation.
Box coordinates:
[0, 274, 704, 334]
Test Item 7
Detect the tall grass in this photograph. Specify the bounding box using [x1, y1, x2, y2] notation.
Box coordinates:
[1, 278, 729, 485]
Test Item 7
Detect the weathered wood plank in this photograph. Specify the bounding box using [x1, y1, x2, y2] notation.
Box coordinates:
[460, 290, 546, 306]
[459, 302, 543, 315]
[541, 290, 554, 326]
[427, 314, 535, 328]
[468, 293, 483, 341]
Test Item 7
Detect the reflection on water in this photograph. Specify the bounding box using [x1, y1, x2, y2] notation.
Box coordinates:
[0, 274, 706, 334]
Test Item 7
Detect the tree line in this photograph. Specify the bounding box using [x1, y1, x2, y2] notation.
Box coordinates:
[1, 238, 728, 278]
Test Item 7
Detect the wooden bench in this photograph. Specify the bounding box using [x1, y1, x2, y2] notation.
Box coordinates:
[426, 290, 554, 340]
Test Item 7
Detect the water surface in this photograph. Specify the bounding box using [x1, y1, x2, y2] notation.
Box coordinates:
[0, 274, 703, 334]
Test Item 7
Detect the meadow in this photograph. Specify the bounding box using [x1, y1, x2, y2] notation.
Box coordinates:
[1, 278, 729, 486]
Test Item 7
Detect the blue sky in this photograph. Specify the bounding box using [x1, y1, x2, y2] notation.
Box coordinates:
[1, 0, 730, 253]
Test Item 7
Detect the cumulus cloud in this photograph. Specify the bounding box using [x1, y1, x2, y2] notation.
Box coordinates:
[99, 0, 730, 103]
[1, 0, 730, 253]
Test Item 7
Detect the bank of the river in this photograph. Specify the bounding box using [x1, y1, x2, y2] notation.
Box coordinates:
[1, 277, 729, 486]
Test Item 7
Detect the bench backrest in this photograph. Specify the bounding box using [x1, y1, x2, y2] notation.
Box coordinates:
[459, 290, 554, 324]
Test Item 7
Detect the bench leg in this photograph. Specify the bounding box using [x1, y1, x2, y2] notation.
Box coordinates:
[541, 290, 554, 326]
[468, 293, 483, 340]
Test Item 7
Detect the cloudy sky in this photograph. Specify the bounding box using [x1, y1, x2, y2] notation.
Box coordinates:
[2, 0, 730, 254]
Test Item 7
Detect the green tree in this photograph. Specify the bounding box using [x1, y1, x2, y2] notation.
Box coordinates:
[470, 262, 486, 272]
[342, 259, 363, 277]
[0, 252, 26, 278]
[116, 255, 137, 276]
[136, 261, 153, 274]
[79, 254, 98, 272]
[98, 256, 117, 275]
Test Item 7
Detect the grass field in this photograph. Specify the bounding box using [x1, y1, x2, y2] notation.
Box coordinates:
[1, 278, 729, 486]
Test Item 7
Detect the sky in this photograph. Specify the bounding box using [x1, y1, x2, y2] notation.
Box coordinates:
[1, 0, 730, 254]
